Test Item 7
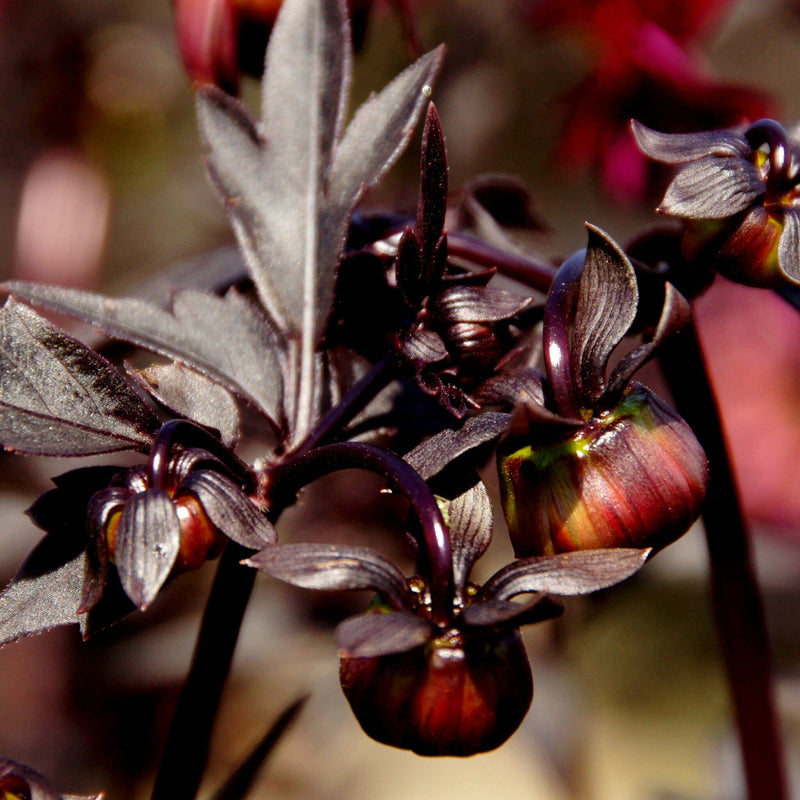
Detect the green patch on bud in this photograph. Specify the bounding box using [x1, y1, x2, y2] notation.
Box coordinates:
[498, 385, 708, 557]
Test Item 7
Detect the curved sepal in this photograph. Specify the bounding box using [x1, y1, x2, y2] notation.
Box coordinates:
[480, 548, 650, 601]
[335, 610, 434, 658]
[245, 543, 413, 610]
[114, 489, 181, 610]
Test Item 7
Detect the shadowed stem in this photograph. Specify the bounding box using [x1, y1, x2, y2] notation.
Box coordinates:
[151, 542, 256, 800]
[151, 355, 400, 800]
[271, 441, 454, 624]
[658, 317, 788, 800]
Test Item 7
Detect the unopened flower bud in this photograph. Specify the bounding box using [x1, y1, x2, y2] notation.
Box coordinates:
[682, 206, 786, 289]
[339, 626, 533, 756]
[498, 384, 708, 556]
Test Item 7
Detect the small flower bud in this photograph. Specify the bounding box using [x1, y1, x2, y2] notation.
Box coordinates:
[498, 384, 708, 556]
[173, 493, 228, 572]
[682, 206, 785, 289]
[339, 627, 533, 756]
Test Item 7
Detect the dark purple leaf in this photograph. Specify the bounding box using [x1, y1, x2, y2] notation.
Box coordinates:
[198, 0, 441, 445]
[404, 411, 511, 480]
[571, 225, 639, 404]
[460, 593, 563, 628]
[2, 283, 284, 427]
[396, 227, 425, 307]
[180, 470, 276, 549]
[660, 158, 764, 219]
[778, 208, 800, 282]
[0, 552, 84, 647]
[328, 45, 445, 219]
[630, 120, 752, 163]
[442, 482, 493, 591]
[133, 363, 241, 447]
[415, 103, 448, 269]
[114, 489, 181, 610]
[432, 285, 533, 324]
[606, 282, 691, 399]
[335, 610, 434, 658]
[0, 299, 158, 456]
[480, 548, 650, 601]
[457, 173, 550, 247]
[245, 543, 412, 610]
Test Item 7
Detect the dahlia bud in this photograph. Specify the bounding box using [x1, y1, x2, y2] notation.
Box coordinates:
[339, 626, 533, 756]
[496, 225, 708, 557]
[499, 384, 707, 555]
[632, 118, 800, 290]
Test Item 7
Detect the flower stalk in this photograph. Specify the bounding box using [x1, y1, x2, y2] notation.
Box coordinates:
[658, 317, 788, 800]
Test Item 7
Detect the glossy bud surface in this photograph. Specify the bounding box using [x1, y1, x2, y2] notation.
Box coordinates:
[499, 384, 709, 557]
[340, 627, 533, 756]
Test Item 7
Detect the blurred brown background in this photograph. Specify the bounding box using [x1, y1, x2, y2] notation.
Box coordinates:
[1, 0, 800, 798]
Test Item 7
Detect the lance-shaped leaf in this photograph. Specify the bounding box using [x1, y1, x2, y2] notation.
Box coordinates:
[328, 47, 445, 236]
[479, 548, 650, 602]
[335, 610, 434, 658]
[414, 103, 448, 271]
[181, 470, 276, 550]
[197, 0, 442, 441]
[210, 696, 308, 800]
[2, 283, 284, 427]
[246, 543, 413, 610]
[133, 363, 241, 448]
[114, 489, 182, 610]
[0, 299, 158, 456]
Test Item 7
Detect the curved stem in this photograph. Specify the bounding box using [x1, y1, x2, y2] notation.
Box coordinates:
[542, 250, 585, 419]
[149, 419, 256, 493]
[447, 231, 558, 293]
[151, 357, 402, 800]
[272, 442, 454, 624]
[658, 317, 788, 800]
[745, 119, 790, 190]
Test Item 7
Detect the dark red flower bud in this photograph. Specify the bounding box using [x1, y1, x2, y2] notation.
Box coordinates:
[498, 384, 708, 556]
[682, 206, 786, 289]
[339, 625, 533, 756]
[173, 492, 228, 572]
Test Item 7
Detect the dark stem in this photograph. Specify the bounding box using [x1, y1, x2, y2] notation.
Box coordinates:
[745, 119, 790, 190]
[271, 441, 454, 624]
[152, 357, 400, 800]
[446, 231, 558, 293]
[542, 250, 585, 419]
[658, 317, 788, 800]
[149, 419, 256, 493]
[290, 352, 397, 457]
[151, 543, 257, 800]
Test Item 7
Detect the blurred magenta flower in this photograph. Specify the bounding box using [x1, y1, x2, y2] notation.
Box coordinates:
[519, 0, 773, 201]
[632, 118, 800, 288]
[171, 0, 413, 93]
